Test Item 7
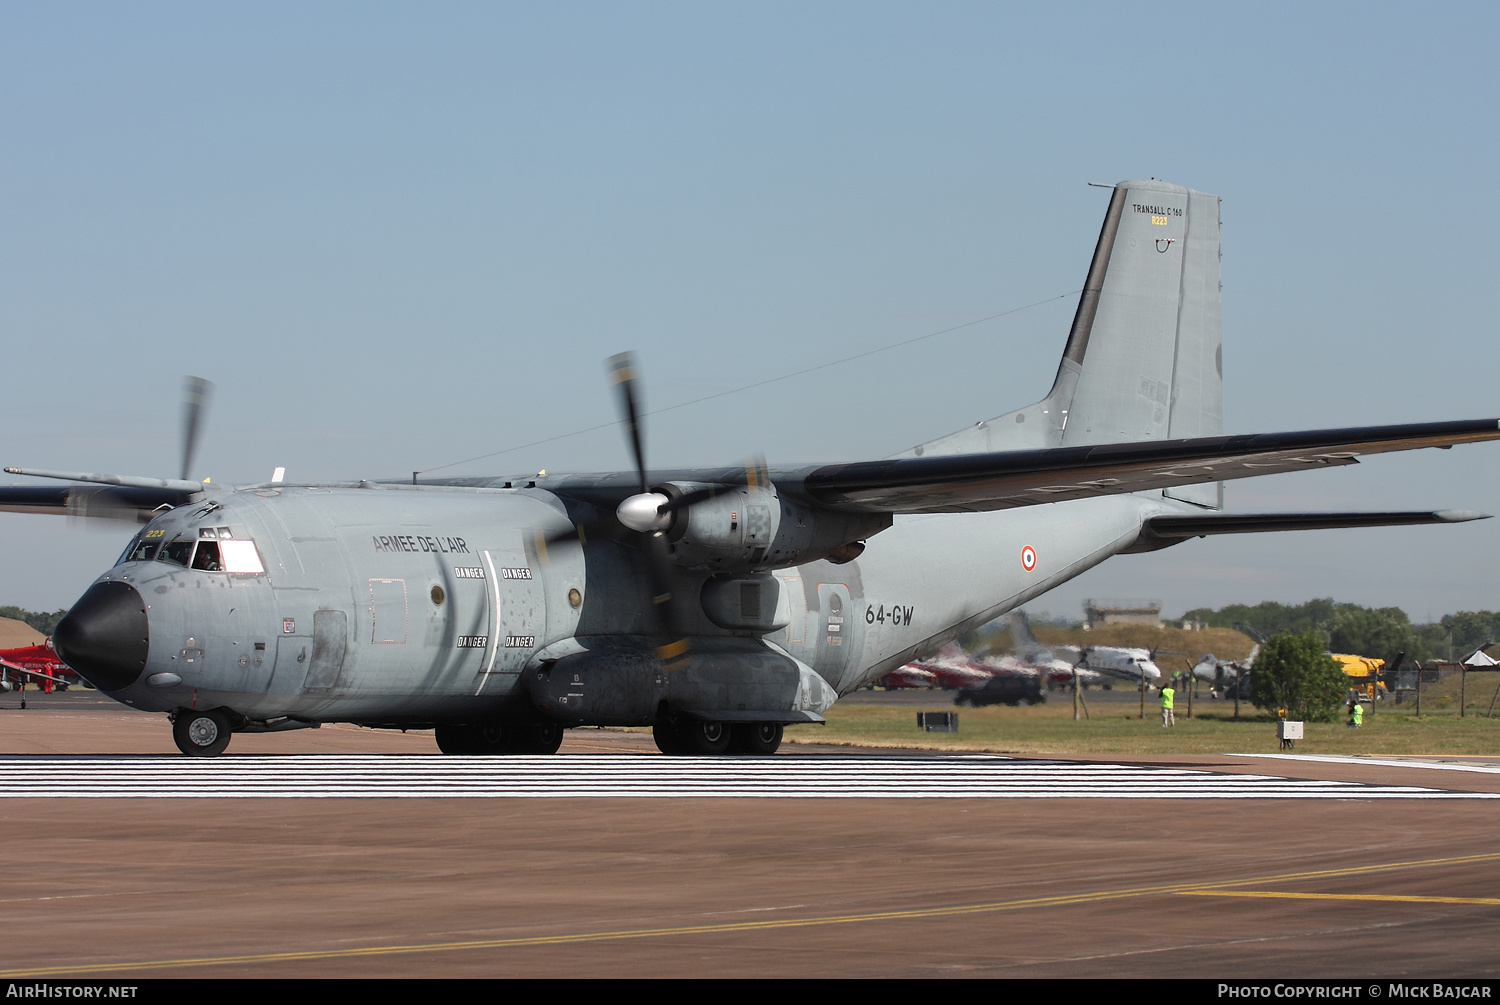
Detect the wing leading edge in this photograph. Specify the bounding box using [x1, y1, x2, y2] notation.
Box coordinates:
[795, 418, 1500, 514]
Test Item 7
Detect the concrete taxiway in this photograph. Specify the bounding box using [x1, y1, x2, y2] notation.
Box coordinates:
[1, 693, 1497, 978]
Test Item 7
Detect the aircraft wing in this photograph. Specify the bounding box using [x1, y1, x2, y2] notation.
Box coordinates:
[794, 418, 1500, 514]
[0, 484, 194, 521]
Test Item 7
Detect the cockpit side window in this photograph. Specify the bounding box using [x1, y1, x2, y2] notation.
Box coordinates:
[191, 541, 222, 571]
[115, 534, 141, 566]
[117, 529, 168, 565]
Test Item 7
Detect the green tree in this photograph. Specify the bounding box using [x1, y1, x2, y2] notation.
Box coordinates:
[1250, 631, 1348, 723]
[1325, 606, 1420, 663]
[1438, 611, 1500, 658]
[0, 606, 68, 636]
[1179, 599, 1431, 662]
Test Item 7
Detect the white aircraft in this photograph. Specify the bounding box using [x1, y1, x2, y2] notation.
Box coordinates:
[1067, 645, 1164, 686]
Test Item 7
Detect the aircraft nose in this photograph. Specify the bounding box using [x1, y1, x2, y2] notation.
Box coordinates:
[53, 581, 150, 691]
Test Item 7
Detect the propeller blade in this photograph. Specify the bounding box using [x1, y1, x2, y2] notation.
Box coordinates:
[181, 376, 214, 482]
[657, 456, 771, 516]
[601, 352, 700, 670]
[607, 353, 648, 496]
[643, 531, 691, 670]
[657, 485, 720, 515]
[533, 523, 590, 571]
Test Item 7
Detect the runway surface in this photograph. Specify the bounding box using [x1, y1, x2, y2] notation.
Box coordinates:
[2, 752, 1495, 799]
[2, 697, 1498, 978]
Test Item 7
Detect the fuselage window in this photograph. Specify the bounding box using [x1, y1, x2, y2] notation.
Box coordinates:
[159, 540, 195, 567]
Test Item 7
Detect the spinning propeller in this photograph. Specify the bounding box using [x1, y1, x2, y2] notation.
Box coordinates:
[4, 376, 216, 521]
[180, 375, 213, 483]
[601, 353, 773, 669]
[605, 352, 693, 667]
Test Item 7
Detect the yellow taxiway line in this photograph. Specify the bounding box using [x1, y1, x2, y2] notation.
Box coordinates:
[1180, 890, 1500, 906]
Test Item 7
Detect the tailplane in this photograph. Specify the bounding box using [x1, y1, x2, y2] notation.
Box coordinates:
[900, 179, 1223, 507]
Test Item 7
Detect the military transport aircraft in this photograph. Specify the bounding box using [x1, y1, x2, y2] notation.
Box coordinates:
[3, 178, 1497, 757]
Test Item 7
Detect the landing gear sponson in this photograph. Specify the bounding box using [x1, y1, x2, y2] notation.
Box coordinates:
[434, 721, 565, 755]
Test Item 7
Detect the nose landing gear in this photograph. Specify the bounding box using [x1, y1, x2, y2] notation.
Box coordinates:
[172, 708, 233, 756]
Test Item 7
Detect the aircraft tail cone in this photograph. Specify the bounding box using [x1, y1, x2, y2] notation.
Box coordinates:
[53, 581, 150, 692]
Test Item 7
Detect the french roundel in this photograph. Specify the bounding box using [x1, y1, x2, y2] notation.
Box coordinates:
[1020, 545, 1037, 572]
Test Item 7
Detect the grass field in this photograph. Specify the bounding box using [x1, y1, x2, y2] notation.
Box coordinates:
[783, 684, 1500, 756]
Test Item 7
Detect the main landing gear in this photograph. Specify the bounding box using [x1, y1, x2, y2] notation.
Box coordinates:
[652, 718, 783, 756]
[434, 721, 565, 755]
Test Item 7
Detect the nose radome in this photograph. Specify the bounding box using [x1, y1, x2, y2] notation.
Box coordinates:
[53, 581, 150, 691]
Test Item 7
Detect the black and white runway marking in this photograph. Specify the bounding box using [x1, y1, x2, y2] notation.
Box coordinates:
[0, 754, 1492, 799]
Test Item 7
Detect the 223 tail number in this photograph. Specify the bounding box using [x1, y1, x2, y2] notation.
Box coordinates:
[866, 604, 914, 627]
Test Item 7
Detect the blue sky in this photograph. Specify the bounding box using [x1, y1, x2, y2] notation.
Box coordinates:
[2, 2, 1497, 619]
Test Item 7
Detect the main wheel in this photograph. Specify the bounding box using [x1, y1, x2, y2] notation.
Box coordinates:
[653, 721, 688, 755]
[677, 718, 731, 755]
[729, 722, 783, 755]
[173, 709, 232, 757]
[435, 723, 475, 754]
[469, 722, 515, 754]
[514, 722, 564, 754]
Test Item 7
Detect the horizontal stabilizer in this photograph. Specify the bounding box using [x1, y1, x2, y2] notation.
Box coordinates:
[1126, 510, 1489, 553]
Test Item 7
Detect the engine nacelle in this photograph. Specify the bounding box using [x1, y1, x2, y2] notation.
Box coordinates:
[699, 573, 787, 631]
[658, 481, 889, 572]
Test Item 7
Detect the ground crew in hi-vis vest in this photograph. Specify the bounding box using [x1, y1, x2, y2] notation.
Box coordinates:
[1348, 700, 1363, 728]
[1161, 685, 1175, 727]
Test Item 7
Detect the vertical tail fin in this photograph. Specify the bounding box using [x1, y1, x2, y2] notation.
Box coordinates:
[1007, 611, 1055, 664]
[901, 179, 1223, 507]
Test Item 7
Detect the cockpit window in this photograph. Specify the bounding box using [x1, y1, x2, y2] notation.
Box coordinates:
[117, 529, 168, 565]
[126, 539, 161, 563]
[144, 530, 264, 573]
[219, 540, 265, 574]
[159, 540, 195, 567]
[191, 541, 222, 571]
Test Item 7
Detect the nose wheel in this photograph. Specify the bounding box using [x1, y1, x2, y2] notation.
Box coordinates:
[172, 709, 233, 756]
